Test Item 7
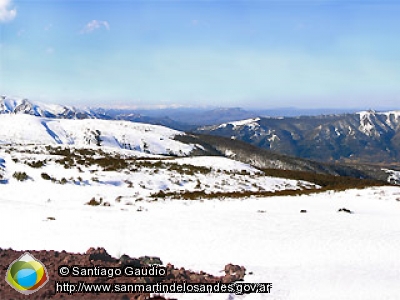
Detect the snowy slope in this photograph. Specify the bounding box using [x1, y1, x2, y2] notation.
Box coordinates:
[206, 118, 261, 130]
[384, 168, 400, 185]
[0, 139, 398, 300]
[169, 156, 260, 174]
[0, 143, 312, 204]
[0, 176, 399, 300]
[0, 114, 194, 155]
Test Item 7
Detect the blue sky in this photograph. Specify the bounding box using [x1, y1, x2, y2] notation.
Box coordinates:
[1, 0, 400, 109]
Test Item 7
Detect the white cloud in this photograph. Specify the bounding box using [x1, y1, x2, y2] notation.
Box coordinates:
[80, 20, 110, 34]
[0, 0, 16, 23]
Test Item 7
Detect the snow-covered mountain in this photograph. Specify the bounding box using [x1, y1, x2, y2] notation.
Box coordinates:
[197, 111, 400, 164]
[0, 114, 196, 156]
[0, 96, 98, 119]
[0, 96, 258, 130]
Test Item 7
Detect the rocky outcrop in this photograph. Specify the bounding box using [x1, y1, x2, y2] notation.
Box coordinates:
[0, 247, 246, 299]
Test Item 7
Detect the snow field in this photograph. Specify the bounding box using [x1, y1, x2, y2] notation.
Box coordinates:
[0, 116, 399, 299]
[1, 167, 400, 300]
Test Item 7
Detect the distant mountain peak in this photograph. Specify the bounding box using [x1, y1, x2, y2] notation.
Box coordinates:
[0, 96, 97, 119]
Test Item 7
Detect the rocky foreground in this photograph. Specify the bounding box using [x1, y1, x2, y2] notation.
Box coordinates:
[0, 247, 246, 299]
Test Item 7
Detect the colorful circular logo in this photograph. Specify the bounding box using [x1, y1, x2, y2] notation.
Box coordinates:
[5, 252, 49, 295]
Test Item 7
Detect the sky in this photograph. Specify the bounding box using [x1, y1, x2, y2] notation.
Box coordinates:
[1, 0, 400, 109]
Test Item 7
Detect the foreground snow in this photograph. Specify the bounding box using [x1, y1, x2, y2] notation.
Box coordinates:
[1, 183, 400, 300]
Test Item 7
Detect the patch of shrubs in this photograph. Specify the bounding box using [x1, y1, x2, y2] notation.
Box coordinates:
[338, 208, 353, 214]
[41, 173, 52, 180]
[27, 160, 46, 168]
[151, 189, 308, 200]
[86, 197, 102, 206]
[85, 197, 107, 206]
[261, 168, 386, 191]
[13, 171, 29, 181]
[166, 163, 211, 175]
[40, 172, 68, 184]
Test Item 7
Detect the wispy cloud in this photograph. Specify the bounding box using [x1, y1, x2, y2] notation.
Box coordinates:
[80, 20, 110, 34]
[0, 0, 17, 22]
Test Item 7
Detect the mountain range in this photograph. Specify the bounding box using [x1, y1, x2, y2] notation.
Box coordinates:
[197, 112, 400, 165]
[0, 96, 257, 130]
[0, 96, 99, 119]
[2, 96, 400, 169]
